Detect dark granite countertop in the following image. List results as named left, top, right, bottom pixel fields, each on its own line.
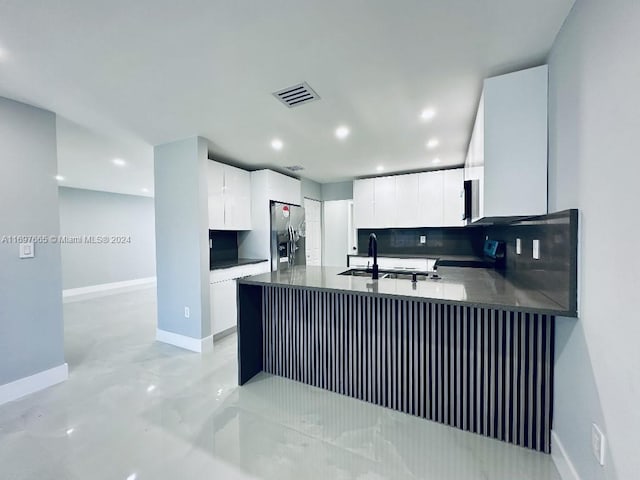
left=239, top=265, right=573, bottom=316
left=211, top=258, right=268, bottom=270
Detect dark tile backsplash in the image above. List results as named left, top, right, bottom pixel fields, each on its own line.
left=357, top=209, right=578, bottom=315
left=485, top=210, right=578, bottom=315
left=209, top=230, right=238, bottom=268
left=357, top=226, right=485, bottom=257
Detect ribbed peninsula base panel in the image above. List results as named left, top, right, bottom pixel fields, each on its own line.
left=262, top=286, right=554, bottom=453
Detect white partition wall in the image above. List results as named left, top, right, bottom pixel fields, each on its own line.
left=154, top=136, right=212, bottom=353
left=0, top=97, right=67, bottom=405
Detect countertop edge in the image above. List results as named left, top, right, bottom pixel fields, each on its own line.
left=210, top=258, right=269, bottom=271
left=237, top=277, right=573, bottom=317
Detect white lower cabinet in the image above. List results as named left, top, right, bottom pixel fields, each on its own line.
left=210, top=261, right=269, bottom=336
left=210, top=279, right=237, bottom=335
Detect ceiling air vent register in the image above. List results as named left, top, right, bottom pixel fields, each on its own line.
left=273, top=82, right=320, bottom=108
left=284, top=165, right=304, bottom=172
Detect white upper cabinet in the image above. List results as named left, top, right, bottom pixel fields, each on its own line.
left=443, top=169, right=464, bottom=226
left=418, top=171, right=444, bottom=226
left=395, top=173, right=420, bottom=227
left=207, top=161, right=252, bottom=230
left=353, top=178, right=375, bottom=228
left=353, top=168, right=464, bottom=229
left=466, top=65, right=548, bottom=219
left=223, top=164, right=251, bottom=230
left=207, top=161, right=225, bottom=228
left=373, top=176, right=396, bottom=227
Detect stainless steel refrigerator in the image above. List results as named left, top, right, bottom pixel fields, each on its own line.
left=270, top=201, right=306, bottom=271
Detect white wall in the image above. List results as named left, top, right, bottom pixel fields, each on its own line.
left=301, top=178, right=322, bottom=201
left=154, top=137, right=211, bottom=344
left=0, top=97, right=66, bottom=393
left=59, top=187, right=156, bottom=289
left=321, top=181, right=353, bottom=201
left=548, top=1, right=640, bottom=479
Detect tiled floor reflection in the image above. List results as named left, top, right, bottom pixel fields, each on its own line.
left=0, top=287, right=560, bottom=480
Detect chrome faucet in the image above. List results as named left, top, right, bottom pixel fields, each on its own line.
left=368, top=233, right=379, bottom=280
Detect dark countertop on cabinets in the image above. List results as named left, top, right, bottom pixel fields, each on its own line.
left=211, top=258, right=268, bottom=270
left=239, top=265, right=574, bottom=316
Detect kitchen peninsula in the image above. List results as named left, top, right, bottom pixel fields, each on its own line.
left=237, top=210, right=577, bottom=455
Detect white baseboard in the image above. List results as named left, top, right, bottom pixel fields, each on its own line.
left=63, top=276, right=156, bottom=302
left=0, top=363, right=69, bottom=406
left=551, top=430, right=581, bottom=480
left=156, top=329, right=213, bottom=353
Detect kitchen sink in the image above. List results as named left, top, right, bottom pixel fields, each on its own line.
left=338, top=269, right=428, bottom=280
left=338, top=269, right=391, bottom=278
left=382, top=272, right=429, bottom=281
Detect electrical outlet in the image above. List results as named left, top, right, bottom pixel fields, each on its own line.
left=419, top=235, right=426, bottom=244
left=532, top=239, right=540, bottom=259
left=591, top=423, right=606, bottom=466
left=184, top=306, right=190, bottom=318
left=516, top=238, right=521, bottom=255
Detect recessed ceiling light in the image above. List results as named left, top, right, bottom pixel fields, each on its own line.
left=66, top=428, right=74, bottom=436
left=271, top=139, right=283, bottom=151
left=376, top=166, right=384, bottom=172
left=426, top=138, right=439, bottom=149
left=55, top=175, right=65, bottom=181
left=141, top=188, right=149, bottom=194
left=432, top=158, right=441, bottom=164
left=420, top=108, right=436, bottom=121
left=112, top=158, right=126, bottom=167
left=335, top=126, right=350, bottom=140
left=126, top=474, right=137, bottom=480
left=147, top=385, right=156, bottom=393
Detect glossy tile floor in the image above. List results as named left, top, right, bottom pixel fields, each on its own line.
left=0, top=287, right=561, bottom=480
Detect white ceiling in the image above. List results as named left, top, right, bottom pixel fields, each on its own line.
left=0, top=0, right=574, bottom=194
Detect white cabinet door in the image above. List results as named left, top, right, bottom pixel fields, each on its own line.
left=418, top=171, right=444, bottom=226
left=210, top=279, right=237, bottom=335
left=207, top=161, right=225, bottom=229
left=266, top=170, right=301, bottom=205
left=234, top=168, right=252, bottom=230
left=374, top=176, right=396, bottom=227
left=304, top=198, right=322, bottom=266
left=394, top=173, right=420, bottom=227
left=208, top=161, right=252, bottom=230
left=466, top=66, right=547, bottom=219
left=353, top=179, right=375, bottom=228
left=222, top=164, right=250, bottom=231
left=443, top=169, right=464, bottom=226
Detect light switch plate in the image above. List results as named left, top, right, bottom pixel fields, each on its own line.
left=532, top=239, right=540, bottom=259
left=516, top=238, right=522, bottom=255
left=19, top=242, right=35, bottom=259
left=419, top=235, right=426, bottom=244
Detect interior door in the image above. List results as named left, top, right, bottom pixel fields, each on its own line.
left=322, top=200, right=350, bottom=267
left=303, top=198, right=322, bottom=266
